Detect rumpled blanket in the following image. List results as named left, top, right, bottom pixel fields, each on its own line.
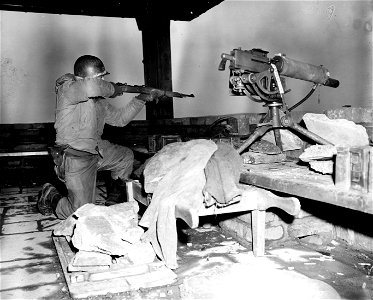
left=139, top=140, right=243, bottom=269
left=203, top=142, right=243, bottom=207
left=139, top=139, right=218, bottom=269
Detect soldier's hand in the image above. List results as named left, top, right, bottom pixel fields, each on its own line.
left=136, top=89, right=166, bottom=103
left=110, top=82, right=124, bottom=98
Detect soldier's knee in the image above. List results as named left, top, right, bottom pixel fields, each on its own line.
left=126, top=148, right=134, bottom=161
left=122, top=148, right=134, bottom=166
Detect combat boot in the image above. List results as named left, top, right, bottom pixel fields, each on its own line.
left=37, top=183, right=62, bottom=215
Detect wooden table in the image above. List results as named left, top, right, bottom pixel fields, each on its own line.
left=240, top=161, right=373, bottom=215
left=126, top=179, right=300, bottom=257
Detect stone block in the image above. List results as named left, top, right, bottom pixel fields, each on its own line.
left=235, top=221, right=248, bottom=239
left=309, top=160, right=334, bottom=174
left=237, top=212, right=252, bottom=224
left=265, top=212, right=280, bottom=223
left=299, top=144, right=337, bottom=162
left=244, top=227, right=253, bottom=241
left=288, top=216, right=334, bottom=238
left=220, top=218, right=252, bottom=243
left=220, top=216, right=285, bottom=242
left=303, top=113, right=370, bottom=147
left=266, top=214, right=285, bottom=227
left=265, top=225, right=284, bottom=240
left=219, top=219, right=239, bottom=235
left=334, top=225, right=373, bottom=252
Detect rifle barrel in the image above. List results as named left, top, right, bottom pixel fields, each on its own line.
left=118, top=84, right=194, bottom=98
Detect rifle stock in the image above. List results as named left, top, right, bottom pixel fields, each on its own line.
left=117, top=83, right=194, bottom=98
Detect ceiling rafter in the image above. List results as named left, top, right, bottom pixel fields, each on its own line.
left=0, top=0, right=224, bottom=21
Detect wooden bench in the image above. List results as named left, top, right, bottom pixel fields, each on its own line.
left=126, top=179, right=301, bottom=256
left=240, top=161, right=373, bottom=215
left=0, top=151, right=50, bottom=193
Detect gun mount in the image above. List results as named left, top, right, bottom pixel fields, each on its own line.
left=219, top=48, right=340, bottom=153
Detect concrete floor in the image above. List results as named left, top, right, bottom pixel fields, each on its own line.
left=1, top=184, right=372, bottom=300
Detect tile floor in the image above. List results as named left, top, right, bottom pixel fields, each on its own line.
left=1, top=184, right=373, bottom=300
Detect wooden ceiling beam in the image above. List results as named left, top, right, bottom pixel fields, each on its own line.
left=0, top=0, right=224, bottom=21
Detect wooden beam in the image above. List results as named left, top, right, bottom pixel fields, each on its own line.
left=137, top=17, right=174, bottom=120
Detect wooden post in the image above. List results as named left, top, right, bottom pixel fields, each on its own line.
left=136, top=16, right=174, bottom=120
left=252, top=210, right=266, bottom=256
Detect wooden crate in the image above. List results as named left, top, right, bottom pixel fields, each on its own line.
left=53, top=236, right=177, bottom=299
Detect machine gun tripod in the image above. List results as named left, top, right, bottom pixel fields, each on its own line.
left=218, top=48, right=340, bottom=153
left=236, top=99, right=333, bottom=153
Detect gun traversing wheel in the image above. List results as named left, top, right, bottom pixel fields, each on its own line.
left=219, top=48, right=339, bottom=153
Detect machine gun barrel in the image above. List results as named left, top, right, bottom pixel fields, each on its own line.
left=116, top=83, right=195, bottom=98
left=272, top=55, right=339, bottom=88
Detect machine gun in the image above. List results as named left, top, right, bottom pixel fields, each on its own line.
left=218, top=48, right=340, bottom=153
left=116, top=83, right=195, bottom=99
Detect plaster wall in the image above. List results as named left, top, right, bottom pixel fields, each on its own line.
left=171, top=0, right=372, bottom=117
left=0, top=0, right=372, bottom=124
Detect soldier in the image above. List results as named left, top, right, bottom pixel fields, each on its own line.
left=37, top=55, right=163, bottom=219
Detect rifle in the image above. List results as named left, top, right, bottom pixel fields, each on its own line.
left=116, top=83, right=195, bottom=98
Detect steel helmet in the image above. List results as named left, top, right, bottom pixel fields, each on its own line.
left=73, top=55, right=110, bottom=78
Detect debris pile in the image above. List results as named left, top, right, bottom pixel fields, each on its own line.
left=241, top=140, right=286, bottom=164
left=299, top=144, right=337, bottom=174
left=300, top=113, right=370, bottom=174
left=53, top=202, right=156, bottom=272
left=303, top=113, right=370, bottom=147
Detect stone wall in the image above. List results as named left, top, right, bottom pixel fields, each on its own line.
left=219, top=198, right=373, bottom=252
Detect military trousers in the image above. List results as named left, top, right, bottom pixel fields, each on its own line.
left=55, top=140, right=134, bottom=219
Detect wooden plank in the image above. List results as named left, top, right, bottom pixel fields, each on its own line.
left=53, top=236, right=87, bottom=284
left=52, top=236, right=177, bottom=299
left=0, top=151, right=49, bottom=157
left=252, top=210, right=266, bottom=256
left=196, top=199, right=257, bottom=217
left=240, top=162, right=373, bottom=214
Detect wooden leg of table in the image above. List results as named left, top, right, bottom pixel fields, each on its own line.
left=175, top=204, right=200, bottom=229
left=125, top=181, right=134, bottom=202
left=252, top=209, right=266, bottom=256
